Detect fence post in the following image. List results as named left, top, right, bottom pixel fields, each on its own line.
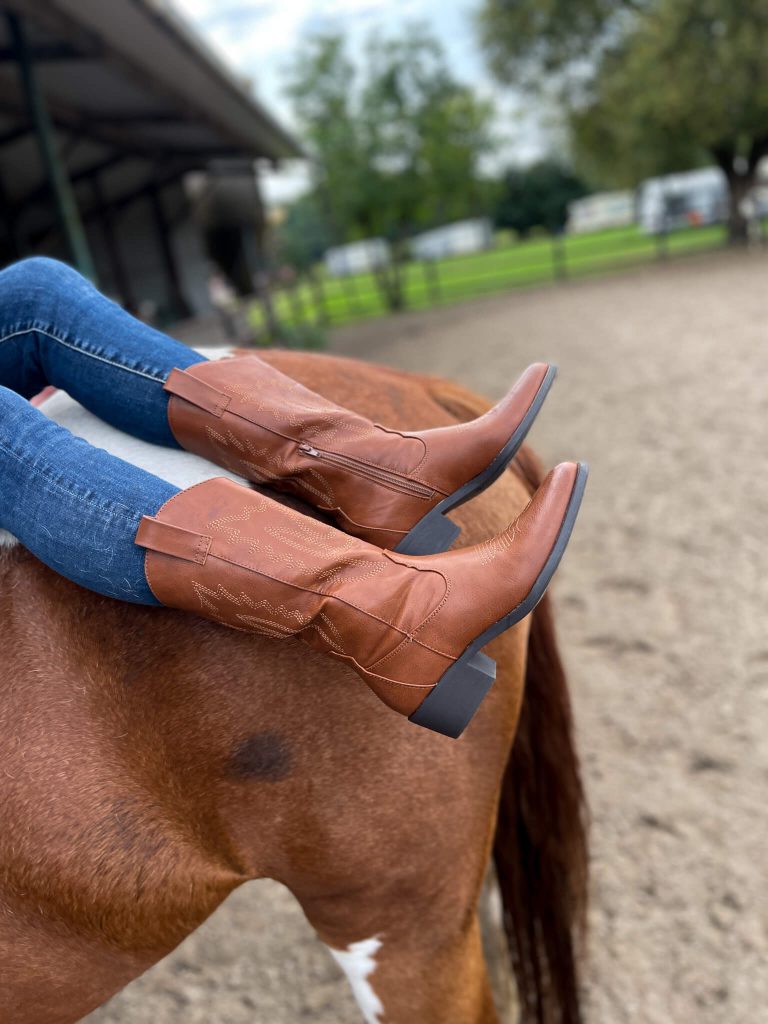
left=255, top=270, right=280, bottom=342
left=339, top=272, right=362, bottom=318
left=287, top=276, right=308, bottom=327
left=551, top=233, right=567, bottom=281
left=308, top=269, right=330, bottom=326
left=422, top=258, right=442, bottom=303
left=655, top=217, right=669, bottom=260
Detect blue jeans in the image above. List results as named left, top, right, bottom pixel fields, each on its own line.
left=0, top=257, right=210, bottom=604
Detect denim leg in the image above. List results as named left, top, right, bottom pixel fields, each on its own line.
left=0, top=385, right=178, bottom=604
left=0, top=257, right=207, bottom=447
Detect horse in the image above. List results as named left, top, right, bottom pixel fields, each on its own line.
left=0, top=350, right=588, bottom=1024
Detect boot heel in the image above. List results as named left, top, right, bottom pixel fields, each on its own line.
left=408, top=650, right=496, bottom=738
left=394, top=508, right=461, bottom=555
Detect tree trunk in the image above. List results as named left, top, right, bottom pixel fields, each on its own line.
left=725, top=171, right=755, bottom=246
left=373, top=258, right=405, bottom=311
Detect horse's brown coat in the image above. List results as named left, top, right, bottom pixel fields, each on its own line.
left=0, top=352, right=585, bottom=1023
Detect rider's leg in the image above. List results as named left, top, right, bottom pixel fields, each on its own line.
left=0, top=385, right=176, bottom=603
left=0, top=256, right=204, bottom=446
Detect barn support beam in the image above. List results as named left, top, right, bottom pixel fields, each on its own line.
left=18, top=153, right=131, bottom=214
left=0, top=43, right=101, bottom=63
left=0, top=124, right=30, bottom=149
left=6, top=12, right=96, bottom=281
left=148, top=182, right=192, bottom=320
left=90, top=176, right=135, bottom=313
left=27, top=163, right=192, bottom=248
left=0, top=168, right=22, bottom=259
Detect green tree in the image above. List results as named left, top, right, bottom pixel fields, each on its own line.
left=477, top=0, right=768, bottom=242
left=358, top=31, right=494, bottom=232
left=494, top=160, right=590, bottom=236
left=285, top=26, right=495, bottom=307
left=284, top=34, right=373, bottom=244
left=477, top=0, right=633, bottom=86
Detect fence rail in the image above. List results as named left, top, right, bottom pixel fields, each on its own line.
left=247, top=222, right=739, bottom=342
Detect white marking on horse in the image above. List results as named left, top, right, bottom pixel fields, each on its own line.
left=1, top=347, right=235, bottom=549
left=327, top=936, right=384, bottom=1024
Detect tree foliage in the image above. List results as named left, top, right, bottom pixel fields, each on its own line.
left=477, top=0, right=637, bottom=86
left=284, top=26, right=495, bottom=248
left=275, top=194, right=333, bottom=271
left=477, top=0, right=768, bottom=240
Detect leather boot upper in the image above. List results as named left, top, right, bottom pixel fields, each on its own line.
left=163, top=357, right=551, bottom=548
left=134, top=464, right=578, bottom=718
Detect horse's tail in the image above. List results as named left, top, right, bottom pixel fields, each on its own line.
left=427, top=377, right=589, bottom=1024
left=495, top=443, right=588, bottom=1024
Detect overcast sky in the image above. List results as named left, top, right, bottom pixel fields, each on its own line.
left=173, top=0, right=547, bottom=204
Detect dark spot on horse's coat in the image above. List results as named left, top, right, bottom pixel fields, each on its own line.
left=637, top=812, right=678, bottom=835
left=689, top=753, right=734, bottom=774
left=229, top=732, right=292, bottom=782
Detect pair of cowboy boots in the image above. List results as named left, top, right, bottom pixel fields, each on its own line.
left=134, top=357, right=587, bottom=737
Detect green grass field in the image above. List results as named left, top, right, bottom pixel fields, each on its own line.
left=248, top=222, right=727, bottom=338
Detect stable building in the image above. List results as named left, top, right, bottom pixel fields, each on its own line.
left=0, top=0, right=302, bottom=323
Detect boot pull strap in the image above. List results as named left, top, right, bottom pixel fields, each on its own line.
left=164, top=368, right=231, bottom=417
left=135, top=516, right=212, bottom=565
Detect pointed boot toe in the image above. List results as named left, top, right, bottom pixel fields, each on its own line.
left=395, top=362, right=557, bottom=554
left=396, top=461, right=588, bottom=735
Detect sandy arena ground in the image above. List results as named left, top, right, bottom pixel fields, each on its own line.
left=86, top=251, right=767, bottom=1023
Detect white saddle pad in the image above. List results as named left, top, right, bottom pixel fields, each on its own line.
left=0, top=347, right=242, bottom=548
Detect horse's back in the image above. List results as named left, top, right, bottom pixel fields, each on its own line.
left=0, top=352, right=534, bottom=1022
left=1, top=350, right=534, bottom=862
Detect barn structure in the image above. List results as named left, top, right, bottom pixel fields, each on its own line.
left=0, top=0, right=302, bottom=323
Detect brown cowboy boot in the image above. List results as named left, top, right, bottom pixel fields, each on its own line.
left=162, top=357, right=556, bottom=555
left=134, top=461, right=587, bottom=737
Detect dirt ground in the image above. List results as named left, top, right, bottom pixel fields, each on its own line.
left=86, top=251, right=767, bottom=1023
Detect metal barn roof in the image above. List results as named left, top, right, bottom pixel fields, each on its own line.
left=0, top=0, right=302, bottom=263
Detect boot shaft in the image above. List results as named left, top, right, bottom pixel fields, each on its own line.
left=163, top=357, right=554, bottom=551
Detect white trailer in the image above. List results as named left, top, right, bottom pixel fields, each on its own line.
left=324, top=239, right=391, bottom=277
left=410, top=219, right=493, bottom=260
left=567, top=191, right=635, bottom=233
left=637, top=168, right=727, bottom=233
